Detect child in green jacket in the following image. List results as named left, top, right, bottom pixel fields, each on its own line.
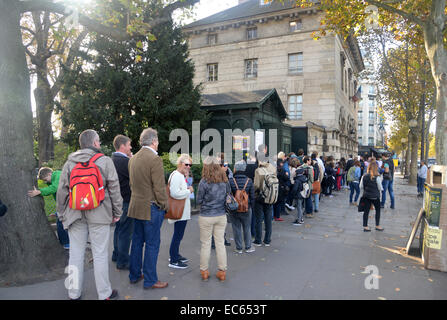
left=28, top=167, right=69, bottom=249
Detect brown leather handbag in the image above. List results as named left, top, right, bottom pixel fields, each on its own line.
left=165, top=173, right=186, bottom=220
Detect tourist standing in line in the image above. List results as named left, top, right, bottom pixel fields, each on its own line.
left=417, top=160, right=428, bottom=198
left=111, top=134, right=133, bottom=270
left=311, top=153, right=323, bottom=213
left=380, top=153, right=395, bottom=209
left=167, top=154, right=193, bottom=269
left=359, top=161, right=384, bottom=232
left=347, top=160, right=362, bottom=205
left=128, top=128, right=168, bottom=289
left=229, top=160, right=255, bottom=253
left=197, top=156, right=229, bottom=282
left=299, top=156, right=314, bottom=218
left=273, top=158, right=289, bottom=221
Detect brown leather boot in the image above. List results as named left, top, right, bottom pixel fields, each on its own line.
left=200, top=270, right=209, bottom=281
left=216, top=270, right=226, bottom=282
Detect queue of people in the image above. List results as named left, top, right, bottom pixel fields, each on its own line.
left=28, top=125, right=404, bottom=300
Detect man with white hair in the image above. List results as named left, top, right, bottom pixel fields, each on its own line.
left=57, top=129, right=123, bottom=300
left=128, top=128, right=169, bottom=289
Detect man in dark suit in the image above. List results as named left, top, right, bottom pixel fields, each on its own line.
left=128, top=128, right=169, bottom=289
left=111, top=135, right=133, bottom=270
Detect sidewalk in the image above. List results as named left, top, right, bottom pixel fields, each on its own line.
left=1, top=175, right=447, bottom=300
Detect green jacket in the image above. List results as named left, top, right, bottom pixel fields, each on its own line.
left=40, top=170, right=61, bottom=201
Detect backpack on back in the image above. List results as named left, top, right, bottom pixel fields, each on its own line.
left=259, top=167, right=279, bottom=204
left=347, top=166, right=356, bottom=182
left=233, top=178, right=250, bottom=213
left=312, top=162, right=320, bottom=181
left=69, top=153, right=105, bottom=211
left=295, top=168, right=311, bottom=198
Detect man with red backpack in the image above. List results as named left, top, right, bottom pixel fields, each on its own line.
left=57, top=129, right=123, bottom=300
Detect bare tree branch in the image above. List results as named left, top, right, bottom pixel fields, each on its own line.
left=366, top=0, right=424, bottom=26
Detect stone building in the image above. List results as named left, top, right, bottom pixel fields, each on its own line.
left=183, top=0, right=364, bottom=159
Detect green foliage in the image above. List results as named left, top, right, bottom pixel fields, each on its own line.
left=58, top=20, right=208, bottom=154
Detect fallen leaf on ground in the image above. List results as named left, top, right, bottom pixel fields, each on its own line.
left=260, top=258, right=266, bottom=261
left=324, top=234, right=329, bottom=238
left=273, top=249, right=279, bottom=252
left=378, top=297, right=387, bottom=300
left=264, top=282, right=270, bottom=286
left=169, top=272, right=174, bottom=275
left=305, top=224, right=311, bottom=228
left=125, top=296, right=132, bottom=300
left=398, top=266, right=407, bottom=270
left=428, top=278, right=433, bottom=282
left=385, top=259, right=392, bottom=263
left=395, top=288, right=400, bottom=292
left=161, top=297, right=168, bottom=300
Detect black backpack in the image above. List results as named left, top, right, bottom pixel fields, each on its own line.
left=312, top=162, right=320, bottom=181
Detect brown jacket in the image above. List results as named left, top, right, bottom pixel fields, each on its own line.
left=128, top=147, right=168, bottom=220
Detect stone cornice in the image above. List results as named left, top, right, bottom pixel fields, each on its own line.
left=183, top=7, right=320, bottom=36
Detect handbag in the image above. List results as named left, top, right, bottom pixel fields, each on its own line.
left=358, top=196, right=367, bottom=213
left=165, top=172, right=186, bottom=220
left=312, top=181, right=321, bottom=194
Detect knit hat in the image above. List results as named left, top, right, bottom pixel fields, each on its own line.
left=234, top=160, right=247, bottom=173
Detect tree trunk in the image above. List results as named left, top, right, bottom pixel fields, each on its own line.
left=35, top=68, right=55, bottom=166
left=423, top=3, right=447, bottom=165
left=0, top=0, right=66, bottom=286
left=404, top=140, right=410, bottom=178
left=409, top=131, right=418, bottom=185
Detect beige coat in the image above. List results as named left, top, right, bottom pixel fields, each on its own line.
left=253, top=161, right=277, bottom=193
left=57, top=148, right=123, bottom=229
left=128, top=147, right=168, bottom=220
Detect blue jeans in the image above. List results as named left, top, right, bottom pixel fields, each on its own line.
left=349, top=182, right=360, bottom=203
left=56, top=213, right=69, bottom=246
left=304, top=196, right=313, bottom=214
left=112, top=202, right=133, bottom=268
left=417, top=177, right=426, bottom=194
left=169, top=220, right=188, bottom=263
left=129, top=204, right=165, bottom=287
left=254, top=201, right=272, bottom=245
left=312, top=193, right=319, bottom=211
left=381, top=179, right=395, bottom=208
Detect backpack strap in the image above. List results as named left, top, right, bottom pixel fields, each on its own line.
left=232, top=177, right=239, bottom=190
left=90, top=153, right=104, bottom=163
left=242, top=178, right=249, bottom=191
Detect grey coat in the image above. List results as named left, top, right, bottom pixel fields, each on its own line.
left=57, top=148, right=123, bottom=229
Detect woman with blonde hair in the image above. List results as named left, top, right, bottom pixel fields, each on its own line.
left=167, top=154, right=194, bottom=269
left=197, top=156, right=230, bottom=282
left=359, top=161, right=384, bottom=232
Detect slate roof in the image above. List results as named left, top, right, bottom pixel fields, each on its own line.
left=201, top=89, right=274, bottom=106
left=185, top=0, right=313, bottom=29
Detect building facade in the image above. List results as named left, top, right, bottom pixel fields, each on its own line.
left=183, top=0, right=364, bottom=159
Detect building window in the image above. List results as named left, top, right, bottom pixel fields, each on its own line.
left=247, top=27, right=257, bottom=40
left=245, top=59, right=258, bottom=78
left=314, top=136, right=318, bottom=145
left=369, top=86, right=375, bottom=95
left=369, top=124, right=374, bottom=133
left=288, top=94, right=302, bottom=120
left=369, top=98, right=375, bottom=108
left=368, top=137, right=374, bottom=146
left=207, top=34, right=217, bottom=45
left=358, top=124, right=362, bottom=133
left=288, top=53, right=303, bottom=74
left=207, top=63, right=218, bottom=82
left=358, top=137, right=362, bottom=145
left=289, top=20, right=302, bottom=32
left=358, top=110, right=362, bottom=120
left=344, top=70, right=347, bottom=94
left=369, top=111, right=374, bottom=121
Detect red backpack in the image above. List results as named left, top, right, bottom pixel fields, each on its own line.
left=69, top=153, right=105, bottom=210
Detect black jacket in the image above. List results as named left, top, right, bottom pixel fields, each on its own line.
left=111, top=152, right=131, bottom=203
left=229, top=174, right=255, bottom=211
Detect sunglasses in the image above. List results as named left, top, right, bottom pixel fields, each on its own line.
left=184, top=163, right=192, bottom=167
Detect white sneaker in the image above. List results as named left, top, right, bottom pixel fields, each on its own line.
left=245, top=247, right=255, bottom=253
left=285, top=203, right=295, bottom=210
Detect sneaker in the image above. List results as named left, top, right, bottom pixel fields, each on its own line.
left=285, top=203, right=295, bottom=210
left=63, top=244, right=70, bottom=250
left=300, top=219, right=304, bottom=224
left=224, top=239, right=231, bottom=246
left=245, top=247, right=255, bottom=253
left=105, top=290, right=119, bottom=300
left=293, top=220, right=302, bottom=226
left=329, top=195, right=334, bottom=198
left=263, top=242, right=271, bottom=247
left=380, top=205, right=385, bottom=209
left=253, top=241, right=262, bottom=247
left=169, top=256, right=189, bottom=263
left=274, top=217, right=284, bottom=221
left=233, top=249, right=243, bottom=254
left=314, top=209, right=319, bottom=213
left=168, top=261, right=188, bottom=269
